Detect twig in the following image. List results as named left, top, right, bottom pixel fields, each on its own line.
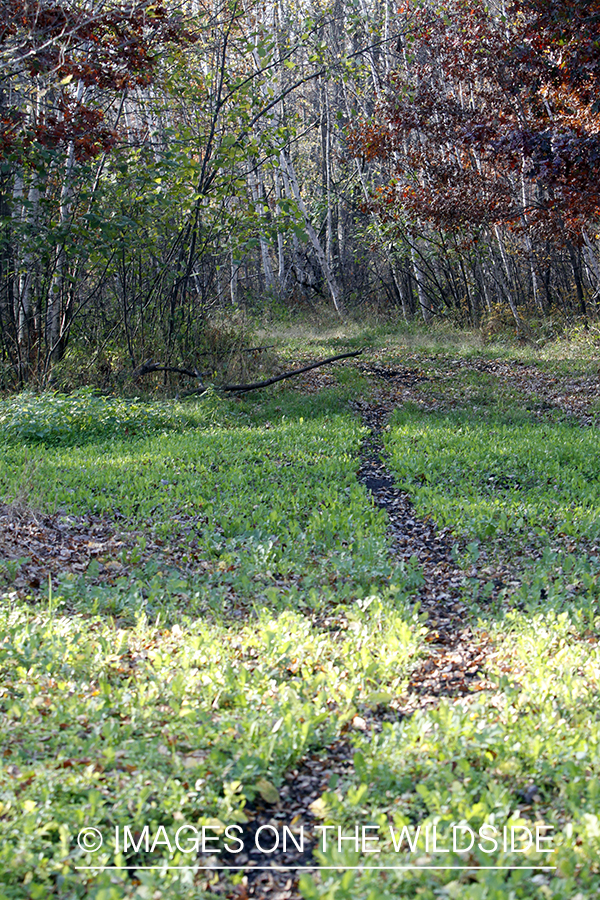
left=241, top=345, right=276, bottom=354
left=133, top=347, right=275, bottom=381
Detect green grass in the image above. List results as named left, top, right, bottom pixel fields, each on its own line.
left=294, top=360, right=600, bottom=900
left=0, top=602, right=421, bottom=899
left=299, top=607, right=600, bottom=899
left=0, top=388, right=203, bottom=446
left=387, top=405, right=600, bottom=545
left=0, top=387, right=416, bottom=624
left=2, top=341, right=600, bottom=899
left=259, top=314, right=600, bottom=376
left=0, top=384, right=422, bottom=898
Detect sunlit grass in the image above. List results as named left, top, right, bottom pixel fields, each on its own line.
left=296, top=377, right=600, bottom=900
left=2, top=346, right=600, bottom=899
left=386, top=406, right=600, bottom=544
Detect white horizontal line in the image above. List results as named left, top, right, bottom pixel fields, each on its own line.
left=75, top=865, right=557, bottom=872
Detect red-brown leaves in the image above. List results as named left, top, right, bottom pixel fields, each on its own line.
left=1, top=0, right=192, bottom=162
left=350, top=0, right=600, bottom=246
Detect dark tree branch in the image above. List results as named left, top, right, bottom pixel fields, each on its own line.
left=133, top=360, right=206, bottom=380
left=241, top=345, right=276, bottom=354
left=220, top=350, right=363, bottom=393
left=133, top=346, right=277, bottom=381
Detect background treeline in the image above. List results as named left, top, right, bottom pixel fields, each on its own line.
left=1, top=0, right=599, bottom=386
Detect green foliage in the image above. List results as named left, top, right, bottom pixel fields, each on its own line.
left=292, top=348, right=600, bottom=900
left=386, top=406, right=600, bottom=544
left=0, top=390, right=203, bottom=447
left=0, top=600, right=421, bottom=896
left=0, top=381, right=423, bottom=896
left=2, top=346, right=600, bottom=898
left=0, top=388, right=410, bottom=619
left=300, top=604, right=600, bottom=898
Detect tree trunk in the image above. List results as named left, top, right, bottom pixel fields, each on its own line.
left=493, top=225, right=524, bottom=335
left=410, top=244, right=432, bottom=323
left=280, top=151, right=344, bottom=315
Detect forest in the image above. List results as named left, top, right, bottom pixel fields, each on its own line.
left=1, top=1, right=600, bottom=899
left=1, top=0, right=599, bottom=384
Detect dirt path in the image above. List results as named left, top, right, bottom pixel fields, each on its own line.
left=219, top=393, right=498, bottom=900
left=354, top=399, right=494, bottom=710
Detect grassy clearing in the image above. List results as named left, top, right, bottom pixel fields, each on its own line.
left=388, top=405, right=600, bottom=547
left=0, top=383, right=422, bottom=899
left=0, top=385, right=414, bottom=624
left=264, top=314, right=600, bottom=376
left=1, top=332, right=600, bottom=899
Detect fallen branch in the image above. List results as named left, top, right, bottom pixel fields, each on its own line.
left=133, top=348, right=275, bottom=381
left=240, top=345, right=276, bottom=354
left=220, top=350, right=363, bottom=393
left=133, top=360, right=207, bottom=381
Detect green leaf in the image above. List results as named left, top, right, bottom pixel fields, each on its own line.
left=256, top=777, right=280, bottom=805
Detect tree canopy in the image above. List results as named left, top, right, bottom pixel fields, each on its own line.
left=1, top=0, right=600, bottom=386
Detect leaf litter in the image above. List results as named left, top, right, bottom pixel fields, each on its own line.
left=353, top=397, right=496, bottom=713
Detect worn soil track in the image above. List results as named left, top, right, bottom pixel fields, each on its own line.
left=354, top=399, right=494, bottom=710
left=217, top=393, right=496, bottom=900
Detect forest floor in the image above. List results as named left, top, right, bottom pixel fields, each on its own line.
left=1, top=326, right=600, bottom=899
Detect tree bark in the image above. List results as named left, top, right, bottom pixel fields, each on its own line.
left=280, top=151, right=344, bottom=316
